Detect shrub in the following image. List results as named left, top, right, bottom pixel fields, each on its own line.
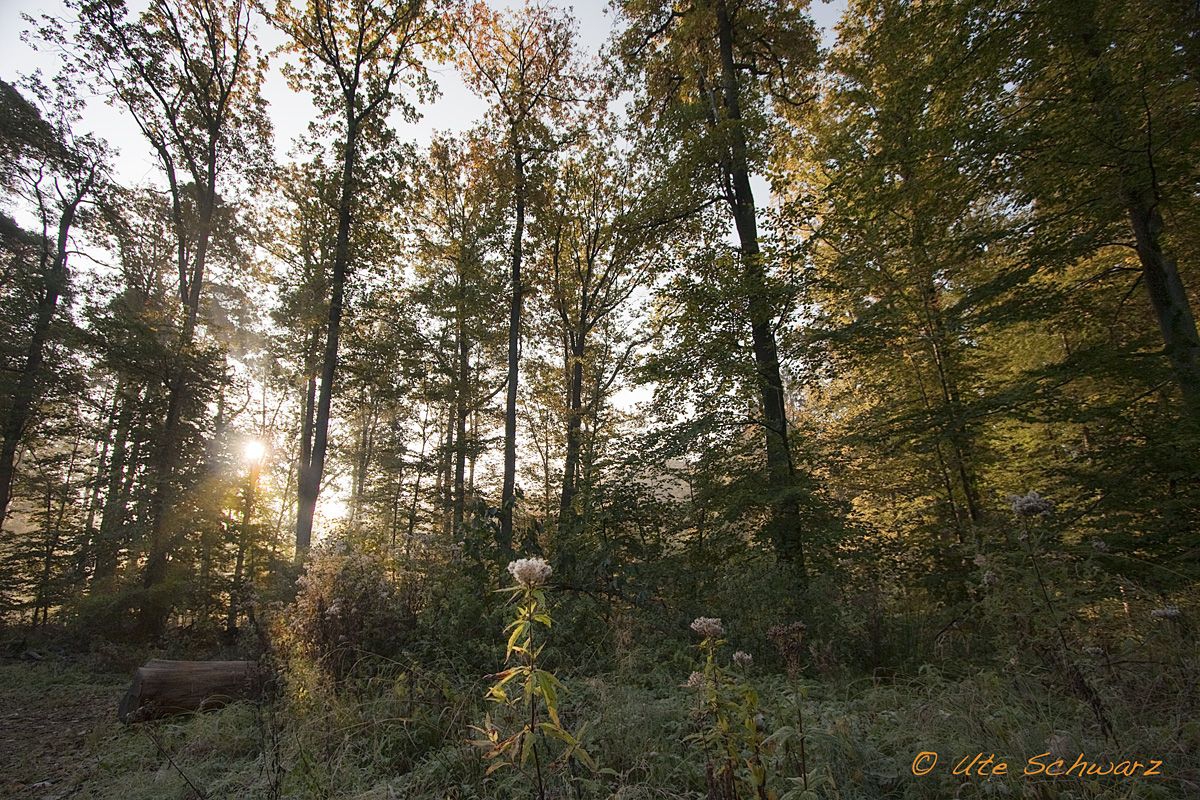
left=288, top=540, right=415, bottom=681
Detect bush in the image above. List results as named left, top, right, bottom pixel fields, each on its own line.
left=287, top=540, right=416, bottom=681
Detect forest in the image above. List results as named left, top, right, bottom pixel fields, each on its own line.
left=0, top=0, right=1197, bottom=797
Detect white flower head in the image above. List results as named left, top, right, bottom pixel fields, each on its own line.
left=507, top=556, right=552, bottom=589
left=690, top=616, right=724, bottom=639
left=683, top=671, right=706, bottom=690
left=1150, top=606, right=1181, bottom=620
left=1010, top=491, right=1053, bottom=518
left=733, top=650, right=753, bottom=669
left=1090, top=538, right=1109, bottom=553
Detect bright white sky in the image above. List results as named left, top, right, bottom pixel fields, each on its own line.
left=0, top=0, right=846, bottom=187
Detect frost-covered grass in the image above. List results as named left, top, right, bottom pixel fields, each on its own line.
left=4, top=648, right=1194, bottom=800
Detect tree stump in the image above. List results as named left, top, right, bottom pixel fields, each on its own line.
left=117, top=659, right=263, bottom=723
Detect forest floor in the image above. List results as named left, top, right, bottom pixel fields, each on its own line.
left=0, top=658, right=127, bottom=799
left=0, top=650, right=1194, bottom=799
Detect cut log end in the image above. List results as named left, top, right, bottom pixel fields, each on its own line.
left=118, top=659, right=263, bottom=723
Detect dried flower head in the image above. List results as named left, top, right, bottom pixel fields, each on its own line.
left=1150, top=606, right=1181, bottom=620
left=1090, top=538, right=1109, bottom=553
left=973, top=553, right=989, bottom=567
left=1082, top=646, right=1104, bottom=657
left=507, top=556, right=552, bottom=589
left=683, top=671, right=706, bottom=690
left=1010, top=491, right=1053, bottom=518
left=690, top=616, right=724, bottom=639
left=768, top=621, right=808, bottom=678
left=982, top=570, right=999, bottom=587
left=733, top=650, right=753, bottom=669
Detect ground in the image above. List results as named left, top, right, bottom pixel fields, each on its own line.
left=0, top=658, right=127, bottom=799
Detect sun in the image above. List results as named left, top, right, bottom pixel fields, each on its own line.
left=243, top=439, right=266, bottom=463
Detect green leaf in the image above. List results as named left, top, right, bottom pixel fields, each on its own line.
left=505, top=620, right=528, bottom=658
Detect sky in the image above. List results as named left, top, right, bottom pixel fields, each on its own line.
left=0, top=0, right=847, bottom=188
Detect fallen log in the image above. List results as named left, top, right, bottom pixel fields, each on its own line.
left=118, top=659, right=264, bottom=723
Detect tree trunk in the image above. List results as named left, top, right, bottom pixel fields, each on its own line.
left=453, top=302, right=470, bottom=535
left=93, top=388, right=138, bottom=584
left=226, top=465, right=256, bottom=640
left=76, top=388, right=116, bottom=580
left=500, top=140, right=526, bottom=557
left=296, top=116, right=358, bottom=555
left=714, top=0, right=804, bottom=570
left=1128, top=198, right=1200, bottom=421
left=441, top=402, right=454, bottom=535
left=558, top=337, right=585, bottom=535
left=294, top=329, right=319, bottom=555
left=118, top=660, right=263, bottom=723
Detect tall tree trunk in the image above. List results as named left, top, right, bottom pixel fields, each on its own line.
left=77, top=388, right=117, bottom=580
left=405, top=404, right=433, bottom=556
left=226, top=463, right=255, bottom=639
left=558, top=336, right=585, bottom=535
left=294, top=329, right=319, bottom=554
left=714, top=0, right=804, bottom=570
left=441, top=401, right=454, bottom=536
left=1127, top=198, right=1200, bottom=420
left=468, top=409, right=478, bottom=496
left=0, top=181, right=90, bottom=525
left=94, top=388, right=139, bottom=584
left=453, top=298, right=470, bottom=535
left=500, top=138, right=525, bottom=556
left=296, top=116, right=358, bottom=555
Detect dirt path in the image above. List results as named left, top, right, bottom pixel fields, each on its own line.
left=0, top=660, right=126, bottom=799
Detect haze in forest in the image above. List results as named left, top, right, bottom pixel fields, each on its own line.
left=0, top=0, right=1196, bottom=798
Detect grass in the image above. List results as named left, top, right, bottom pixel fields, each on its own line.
left=1, top=637, right=1196, bottom=799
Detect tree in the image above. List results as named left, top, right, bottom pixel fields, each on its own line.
left=409, top=132, right=506, bottom=539
left=536, top=138, right=653, bottom=541
left=0, top=78, right=105, bottom=527
left=64, top=0, right=271, bottom=629
left=1007, top=0, right=1200, bottom=424
left=271, top=0, right=439, bottom=556
left=615, top=0, right=821, bottom=567
left=455, top=0, right=588, bottom=554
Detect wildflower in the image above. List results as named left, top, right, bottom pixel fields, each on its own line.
left=768, top=621, right=808, bottom=678
left=733, top=650, right=753, bottom=669
left=507, top=556, right=552, bottom=589
left=1090, top=539, right=1109, bottom=553
left=684, top=671, right=706, bottom=690
left=973, top=553, right=989, bottom=567
left=982, top=570, right=998, bottom=587
left=1082, top=646, right=1104, bottom=657
left=690, top=617, right=724, bottom=639
left=1010, top=491, right=1053, bottom=518
left=1150, top=606, right=1181, bottom=620
left=767, top=621, right=807, bottom=650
